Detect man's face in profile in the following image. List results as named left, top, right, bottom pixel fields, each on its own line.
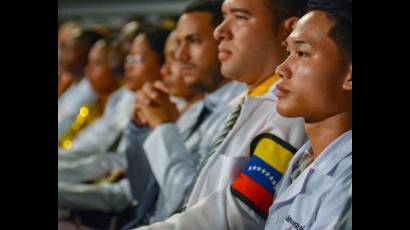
left=275, top=11, right=352, bottom=122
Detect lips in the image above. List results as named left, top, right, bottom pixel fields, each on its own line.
left=124, top=73, right=135, bottom=84
left=180, top=65, right=195, bottom=76
left=218, top=47, right=232, bottom=61
left=275, top=83, right=290, bottom=98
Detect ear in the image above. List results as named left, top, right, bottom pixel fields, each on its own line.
left=342, top=64, right=352, bottom=90
left=283, top=17, right=299, bottom=37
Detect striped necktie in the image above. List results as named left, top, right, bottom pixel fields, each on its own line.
left=177, top=98, right=245, bottom=212
left=198, top=98, right=244, bottom=169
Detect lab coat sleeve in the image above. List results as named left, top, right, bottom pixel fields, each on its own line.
left=58, top=179, right=132, bottom=212
left=58, top=153, right=127, bottom=183
left=58, top=119, right=124, bottom=160
left=124, top=122, right=157, bottom=201
left=58, top=114, right=128, bottom=160
left=135, top=187, right=265, bottom=230
left=143, top=123, right=198, bottom=211
left=126, top=121, right=151, bottom=145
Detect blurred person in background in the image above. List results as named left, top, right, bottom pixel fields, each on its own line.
left=58, top=20, right=81, bottom=79
left=58, top=29, right=106, bottom=141
left=58, top=26, right=171, bottom=230
left=57, top=21, right=145, bottom=159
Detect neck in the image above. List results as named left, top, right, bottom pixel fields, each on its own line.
left=305, top=111, right=352, bottom=159
left=209, top=78, right=230, bottom=93
left=97, top=84, right=119, bottom=106
left=97, top=93, right=110, bottom=109
left=69, top=69, right=84, bottom=82
left=247, top=73, right=273, bottom=91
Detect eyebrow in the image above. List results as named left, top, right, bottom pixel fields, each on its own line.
left=229, top=7, right=252, bottom=15
left=294, top=40, right=308, bottom=45
left=287, top=39, right=313, bottom=47
left=185, top=33, right=201, bottom=40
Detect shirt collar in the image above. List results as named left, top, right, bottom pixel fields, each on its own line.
left=247, top=74, right=280, bottom=97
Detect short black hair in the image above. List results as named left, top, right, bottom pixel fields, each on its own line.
left=139, top=25, right=171, bottom=65
left=308, top=0, right=352, bottom=62
left=77, top=30, right=106, bottom=52
left=265, top=0, right=308, bottom=24
left=183, top=0, right=223, bottom=28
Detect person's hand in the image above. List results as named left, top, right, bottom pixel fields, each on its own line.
left=136, top=81, right=180, bottom=128
left=132, top=102, right=148, bottom=127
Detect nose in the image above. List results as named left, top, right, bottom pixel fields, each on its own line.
left=213, top=19, right=229, bottom=42
left=175, top=42, right=189, bottom=63
left=275, top=58, right=291, bottom=80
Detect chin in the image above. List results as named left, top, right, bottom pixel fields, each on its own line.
left=126, top=84, right=138, bottom=92
left=221, top=67, right=238, bottom=81
left=276, top=105, right=298, bottom=118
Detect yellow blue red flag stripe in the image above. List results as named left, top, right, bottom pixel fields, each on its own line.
left=231, top=133, right=297, bottom=219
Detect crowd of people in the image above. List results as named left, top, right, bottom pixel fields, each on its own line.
left=58, top=0, right=352, bottom=229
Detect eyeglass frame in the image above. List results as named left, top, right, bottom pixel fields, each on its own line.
left=125, top=54, right=145, bottom=65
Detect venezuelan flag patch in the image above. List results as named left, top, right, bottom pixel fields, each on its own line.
left=231, top=133, right=297, bottom=219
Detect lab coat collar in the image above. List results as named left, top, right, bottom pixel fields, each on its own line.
left=204, top=81, right=243, bottom=111
left=310, top=130, right=352, bottom=175
left=272, top=130, right=352, bottom=208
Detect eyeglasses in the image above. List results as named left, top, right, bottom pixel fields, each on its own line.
left=126, top=54, right=144, bottom=65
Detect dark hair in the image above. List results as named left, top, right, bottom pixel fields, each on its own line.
left=139, top=25, right=171, bottom=65
left=184, top=0, right=223, bottom=28
left=77, top=30, right=106, bottom=53
left=66, top=30, right=105, bottom=76
left=308, top=0, right=352, bottom=62
left=108, top=36, right=126, bottom=78
left=265, top=0, right=308, bottom=24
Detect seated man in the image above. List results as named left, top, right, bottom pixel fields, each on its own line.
left=265, top=0, right=352, bottom=228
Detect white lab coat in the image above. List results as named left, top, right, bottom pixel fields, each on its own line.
left=264, top=130, right=352, bottom=230
left=57, top=82, right=245, bottom=213
left=57, top=124, right=147, bottom=213
left=58, top=78, right=97, bottom=141
left=143, top=81, right=246, bottom=223
left=135, top=83, right=308, bottom=230
left=58, top=87, right=135, bottom=160
left=58, top=145, right=127, bottom=183
left=58, top=179, right=133, bottom=212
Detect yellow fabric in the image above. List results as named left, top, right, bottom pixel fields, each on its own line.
left=59, top=102, right=104, bottom=149
left=248, top=75, right=280, bottom=97
left=253, top=137, right=294, bottom=174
